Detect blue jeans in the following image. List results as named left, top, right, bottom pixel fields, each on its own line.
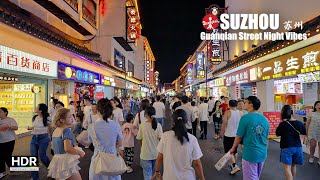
left=30, top=134, right=50, bottom=180
left=140, top=159, right=156, bottom=180
left=156, top=117, right=164, bottom=126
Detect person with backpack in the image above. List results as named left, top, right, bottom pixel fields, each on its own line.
left=276, top=105, right=306, bottom=180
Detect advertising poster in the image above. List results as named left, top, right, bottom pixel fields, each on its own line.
left=263, top=112, right=282, bottom=139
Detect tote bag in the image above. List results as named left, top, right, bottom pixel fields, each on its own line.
left=91, top=122, right=127, bottom=176
left=76, top=114, right=93, bottom=147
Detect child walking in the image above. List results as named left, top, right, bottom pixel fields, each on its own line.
left=122, top=113, right=138, bottom=173
left=48, top=108, right=85, bottom=180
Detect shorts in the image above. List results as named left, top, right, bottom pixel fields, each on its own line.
left=242, top=159, right=264, bottom=180
left=280, top=147, right=304, bottom=165
left=223, top=136, right=237, bottom=154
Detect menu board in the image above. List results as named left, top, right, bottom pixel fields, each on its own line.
left=263, top=112, right=282, bottom=139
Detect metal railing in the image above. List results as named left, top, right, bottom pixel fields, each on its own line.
left=64, top=0, right=78, bottom=12
left=82, top=5, right=96, bottom=27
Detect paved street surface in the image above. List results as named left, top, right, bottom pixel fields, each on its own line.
left=4, top=105, right=320, bottom=180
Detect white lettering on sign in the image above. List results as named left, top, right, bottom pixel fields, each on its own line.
left=0, top=45, right=57, bottom=77
left=302, top=51, right=319, bottom=69
left=274, top=61, right=283, bottom=74
left=286, top=56, right=299, bottom=71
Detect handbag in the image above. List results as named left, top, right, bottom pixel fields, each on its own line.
left=76, top=130, right=91, bottom=147
left=76, top=113, right=93, bottom=147
left=91, top=122, right=127, bottom=176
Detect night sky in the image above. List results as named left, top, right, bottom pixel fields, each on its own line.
left=139, top=0, right=225, bottom=83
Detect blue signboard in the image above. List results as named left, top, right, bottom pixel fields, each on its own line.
left=58, top=62, right=100, bottom=84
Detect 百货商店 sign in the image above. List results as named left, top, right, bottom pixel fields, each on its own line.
left=58, top=62, right=100, bottom=84
left=0, top=45, right=57, bottom=77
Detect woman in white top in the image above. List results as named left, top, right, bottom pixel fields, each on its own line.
left=133, top=99, right=150, bottom=128
left=152, top=109, right=205, bottom=180
left=0, top=107, right=18, bottom=179
left=111, top=99, right=124, bottom=125
left=28, top=103, right=52, bottom=180
left=137, top=107, right=163, bottom=180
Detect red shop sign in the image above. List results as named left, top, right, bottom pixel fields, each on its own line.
left=263, top=112, right=282, bottom=139
left=225, top=68, right=251, bottom=86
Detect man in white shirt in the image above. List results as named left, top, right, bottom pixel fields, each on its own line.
left=176, top=96, right=194, bottom=134
left=198, top=97, right=209, bottom=139
left=153, top=95, right=166, bottom=126
left=208, top=97, right=215, bottom=124
left=82, top=97, right=92, bottom=130
left=111, top=99, right=125, bottom=125
left=191, top=101, right=199, bottom=137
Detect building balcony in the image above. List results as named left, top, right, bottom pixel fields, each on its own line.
left=33, top=0, right=97, bottom=36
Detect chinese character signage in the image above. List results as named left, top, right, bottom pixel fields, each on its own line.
left=127, top=7, right=141, bottom=42
left=263, top=112, right=282, bottom=139
left=250, top=42, right=320, bottom=81
left=196, top=52, right=205, bottom=78
left=225, top=69, right=250, bottom=86
left=101, top=75, right=115, bottom=86
left=186, top=63, right=193, bottom=84
left=0, top=45, right=57, bottom=77
left=204, top=5, right=224, bottom=65
left=58, top=62, right=100, bottom=84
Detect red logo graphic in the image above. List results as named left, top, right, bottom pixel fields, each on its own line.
left=202, top=14, right=219, bottom=30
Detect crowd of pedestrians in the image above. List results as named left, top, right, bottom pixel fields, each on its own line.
left=0, top=93, right=319, bottom=180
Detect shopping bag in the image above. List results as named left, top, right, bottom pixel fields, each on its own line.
left=76, top=130, right=91, bottom=147
left=215, top=152, right=232, bottom=171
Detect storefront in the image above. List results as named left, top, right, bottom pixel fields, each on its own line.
left=208, top=77, right=227, bottom=98
left=52, top=80, right=70, bottom=107
left=57, top=62, right=100, bottom=103
left=99, top=75, right=116, bottom=100
left=273, top=77, right=303, bottom=111
left=0, top=45, right=57, bottom=135
left=225, top=68, right=255, bottom=99
left=126, top=82, right=139, bottom=98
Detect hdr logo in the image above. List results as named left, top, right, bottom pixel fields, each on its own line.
left=10, top=156, right=39, bottom=172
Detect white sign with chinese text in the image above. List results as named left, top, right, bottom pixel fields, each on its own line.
left=0, top=45, right=57, bottom=77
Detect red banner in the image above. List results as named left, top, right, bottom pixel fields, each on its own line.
left=95, top=92, right=104, bottom=101
left=263, top=112, right=282, bottom=139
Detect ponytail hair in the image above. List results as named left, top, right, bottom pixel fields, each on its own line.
left=145, top=107, right=157, bottom=130
left=97, top=98, right=113, bottom=122
left=172, top=109, right=189, bottom=145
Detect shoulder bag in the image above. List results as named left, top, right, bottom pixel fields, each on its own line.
left=285, top=121, right=300, bottom=135
left=91, top=122, right=127, bottom=176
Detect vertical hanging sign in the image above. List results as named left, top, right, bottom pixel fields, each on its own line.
left=196, top=52, right=205, bottom=78
left=127, top=6, right=141, bottom=42
left=203, top=5, right=224, bottom=65
left=187, top=63, right=193, bottom=84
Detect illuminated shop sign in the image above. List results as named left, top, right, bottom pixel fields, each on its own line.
left=298, top=71, right=320, bottom=83
left=225, top=69, right=250, bottom=86
left=209, top=77, right=224, bottom=87
left=186, top=63, right=193, bottom=84
left=0, top=45, right=57, bottom=77
left=249, top=42, right=320, bottom=81
left=101, top=75, right=116, bottom=86
left=127, top=7, right=141, bottom=42
left=196, top=52, right=205, bottom=78
left=58, top=62, right=100, bottom=84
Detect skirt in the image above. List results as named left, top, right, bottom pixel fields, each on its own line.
left=47, top=148, right=83, bottom=180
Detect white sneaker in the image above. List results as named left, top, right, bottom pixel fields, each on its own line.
left=0, top=172, right=7, bottom=179
left=317, top=161, right=320, bottom=166
left=85, top=146, right=89, bottom=149
left=309, top=158, right=314, bottom=164
left=127, top=167, right=133, bottom=173
left=230, top=165, right=241, bottom=175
